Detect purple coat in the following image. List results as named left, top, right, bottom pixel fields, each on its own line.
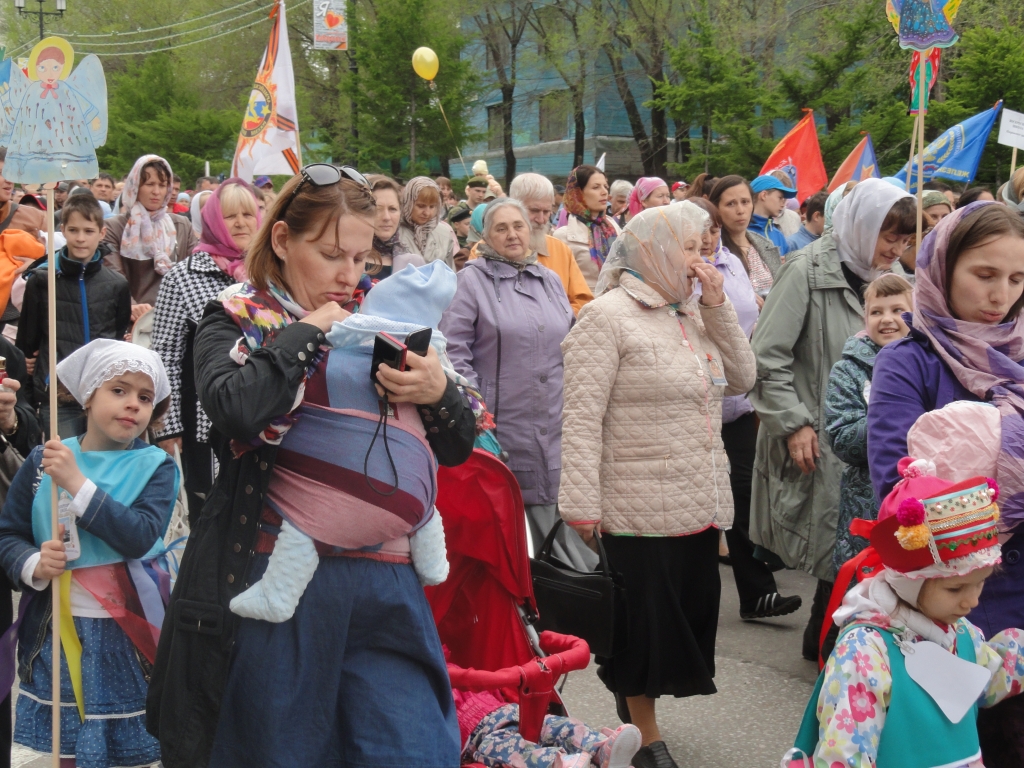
left=440, top=257, right=574, bottom=505
left=869, top=323, right=1024, bottom=638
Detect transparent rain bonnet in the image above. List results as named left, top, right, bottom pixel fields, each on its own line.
left=595, top=202, right=709, bottom=302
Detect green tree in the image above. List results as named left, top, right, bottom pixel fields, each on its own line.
left=928, top=25, right=1024, bottom=189
left=774, top=1, right=913, bottom=176
left=347, top=0, right=479, bottom=176
left=655, top=1, right=775, bottom=180
left=97, top=53, right=239, bottom=182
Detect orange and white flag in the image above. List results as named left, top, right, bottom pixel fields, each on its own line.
left=231, top=0, right=301, bottom=181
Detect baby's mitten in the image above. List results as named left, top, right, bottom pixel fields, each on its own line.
left=410, top=511, right=449, bottom=586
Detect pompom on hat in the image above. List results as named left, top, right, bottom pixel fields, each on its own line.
left=870, top=457, right=1001, bottom=575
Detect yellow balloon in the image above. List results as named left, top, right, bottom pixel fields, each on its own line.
left=412, top=47, right=439, bottom=81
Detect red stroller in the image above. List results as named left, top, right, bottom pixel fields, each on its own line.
left=425, top=449, right=591, bottom=752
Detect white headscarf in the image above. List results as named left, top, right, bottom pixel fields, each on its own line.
left=832, top=177, right=914, bottom=281
left=57, top=339, right=171, bottom=407
left=190, top=190, right=213, bottom=237
left=595, top=201, right=708, bottom=302
left=119, top=154, right=178, bottom=276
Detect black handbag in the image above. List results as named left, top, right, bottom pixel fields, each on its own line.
left=529, top=520, right=628, bottom=658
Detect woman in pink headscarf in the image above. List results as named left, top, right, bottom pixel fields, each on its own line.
left=149, top=178, right=262, bottom=520
left=626, top=177, right=671, bottom=221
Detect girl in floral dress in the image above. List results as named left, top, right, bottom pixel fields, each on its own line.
left=785, top=442, right=1024, bottom=768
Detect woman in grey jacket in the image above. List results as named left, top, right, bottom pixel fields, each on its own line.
left=748, top=178, right=916, bottom=659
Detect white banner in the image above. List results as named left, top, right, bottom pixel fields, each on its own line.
left=231, top=0, right=302, bottom=180
left=313, top=0, right=348, bottom=50
left=997, top=108, right=1024, bottom=151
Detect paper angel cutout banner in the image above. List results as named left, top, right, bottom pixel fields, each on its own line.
left=0, top=37, right=108, bottom=184
left=886, top=0, right=963, bottom=51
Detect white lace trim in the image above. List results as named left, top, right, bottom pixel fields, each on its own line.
left=83, top=359, right=162, bottom=405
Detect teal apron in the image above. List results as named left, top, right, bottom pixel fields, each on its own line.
left=793, top=622, right=981, bottom=768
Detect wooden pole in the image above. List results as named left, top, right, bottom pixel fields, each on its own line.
left=45, top=185, right=60, bottom=768
left=915, top=54, right=926, bottom=249
left=908, top=112, right=919, bottom=177
left=1013, top=147, right=1018, bottom=177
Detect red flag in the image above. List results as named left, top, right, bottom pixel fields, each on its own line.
left=760, top=110, right=828, bottom=203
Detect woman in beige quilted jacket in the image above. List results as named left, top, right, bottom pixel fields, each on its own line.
left=559, top=202, right=756, bottom=768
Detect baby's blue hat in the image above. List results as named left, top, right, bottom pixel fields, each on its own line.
left=360, top=261, right=457, bottom=329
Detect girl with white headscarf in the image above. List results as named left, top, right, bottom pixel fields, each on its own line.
left=0, top=339, right=176, bottom=768
left=103, top=154, right=198, bottom=311
left=748, top=175, right=916, bottom=662
left=560, top=204, right=755, bottom=765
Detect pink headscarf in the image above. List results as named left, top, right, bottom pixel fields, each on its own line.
left=194, top=178, right=262, bottom=281
left=626, top=177, right=668, bottom=218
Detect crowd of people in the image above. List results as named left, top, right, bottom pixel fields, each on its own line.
left=1, top=142, right=1024, bottom=768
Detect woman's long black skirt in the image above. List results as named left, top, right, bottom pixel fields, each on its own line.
left=598, top=526, right=720, bottom=699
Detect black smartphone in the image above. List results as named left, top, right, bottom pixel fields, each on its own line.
left=405, top=327, right=432, bottom=357
left=371, top=332, right=407, bottom=386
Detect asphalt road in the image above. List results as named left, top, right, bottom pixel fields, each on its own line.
left=12, top=564, right=821, bottom=768
left=559, top=564, right=821, bottom=768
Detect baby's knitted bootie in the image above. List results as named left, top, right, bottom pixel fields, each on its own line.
left=229, top=519, right=319, bottom=622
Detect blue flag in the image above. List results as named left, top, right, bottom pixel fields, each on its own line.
left=896, top=102, right=1002, bottom=193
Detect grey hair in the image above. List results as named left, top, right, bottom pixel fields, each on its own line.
left=509, top=173, right=554, bottom=203
left=482, top=197, right=530, bottom=239
left=609, top=179, right=633, bottom=199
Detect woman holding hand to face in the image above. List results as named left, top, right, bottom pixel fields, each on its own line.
left=559, top=204, right=755, bottom=768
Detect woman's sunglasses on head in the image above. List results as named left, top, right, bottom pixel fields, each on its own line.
left=277, top=163, right=370, bottom=218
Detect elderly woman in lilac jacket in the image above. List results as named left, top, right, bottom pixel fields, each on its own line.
left=440, top=198, right=583, bottom=564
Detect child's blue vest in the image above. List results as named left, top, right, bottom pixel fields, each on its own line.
left=31, top=438, right=177, bottom=568
left=793, top=621, right=980, bottom=768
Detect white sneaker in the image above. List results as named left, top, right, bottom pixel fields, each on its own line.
left=596, top=724, right=643, bottom=768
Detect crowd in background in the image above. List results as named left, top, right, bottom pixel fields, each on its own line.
left=2, top=145, right=1024, bottom=768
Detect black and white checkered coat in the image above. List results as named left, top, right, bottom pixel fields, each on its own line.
left=151, top=251, right=236, bottom=442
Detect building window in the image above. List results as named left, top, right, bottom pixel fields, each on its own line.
left=539, top=90, right=570, bottom=143
left=488, top=105, right=504, bottom=150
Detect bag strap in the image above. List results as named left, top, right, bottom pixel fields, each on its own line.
left=0, top=204, right=19, bottom=235
left=537, top=517, right=612, bottom=578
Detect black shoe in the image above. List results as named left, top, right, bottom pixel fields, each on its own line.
left=614, top=691, right=632, bottom=724
left=740, top=592, right=803, bottom=620
left=631, top=741, right=680, bottom=768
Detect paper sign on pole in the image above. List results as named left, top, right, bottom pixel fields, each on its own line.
left=313, top=0, right=348, bottom=50
left=997, top=108, right=1024, bottom=151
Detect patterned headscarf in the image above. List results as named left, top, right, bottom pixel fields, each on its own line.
left=400, top=176, right=442, bottom=252
left=626, top=177, right=668, bottom=218
left=194, top=178, right=262, bottom=281
left=119, top=154, right=178, bottom=276
left=564, top=166, right=618, bottom=267
left=914, top=201, right=1024, bottom=529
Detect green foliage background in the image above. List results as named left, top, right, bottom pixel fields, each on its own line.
left=1, top=0, right=1023, bottom=187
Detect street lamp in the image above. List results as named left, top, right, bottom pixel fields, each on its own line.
left=14, top=0, right=66, bottom=42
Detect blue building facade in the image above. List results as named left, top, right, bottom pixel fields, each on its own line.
left=451, top=28, right=683, bottom=183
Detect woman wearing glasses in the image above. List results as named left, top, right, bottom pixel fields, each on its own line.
left=147, top=165, right=476, bottom=768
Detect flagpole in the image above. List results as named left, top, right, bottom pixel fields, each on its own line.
left=908, top=113, right=918, bottom=179
left=1013, top=147, right=1018, bottom=177
left=915, top=54, right=926, bottom=249
left=45, top=183, right=60, bottom=768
